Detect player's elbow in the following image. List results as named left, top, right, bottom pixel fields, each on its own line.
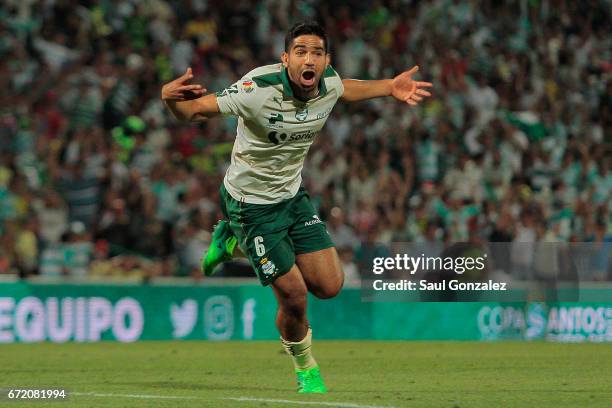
left=188, top=112, right=210, bottom=123
left=164, top=100, right=193, bottom=123
left=190, top=95, right=220, bottom=122
left=171, top=112, right=189, bottom=123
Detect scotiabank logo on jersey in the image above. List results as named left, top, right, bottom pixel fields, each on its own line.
left=267, top=130, right=318, bottom=145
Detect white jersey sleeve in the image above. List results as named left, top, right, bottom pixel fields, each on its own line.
left=323, top=66, right=344, bottom=99
left=215, top=78, right=266, bottom=120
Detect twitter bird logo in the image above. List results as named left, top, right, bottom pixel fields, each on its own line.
left=171, top=299, right=198, bottom=338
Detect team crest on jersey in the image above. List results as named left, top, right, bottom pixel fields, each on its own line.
left=260, top=258, right=277, bottom=276
left=295, top=107, right=308, bottom=121
left=242, top=80, right=255, bottom=93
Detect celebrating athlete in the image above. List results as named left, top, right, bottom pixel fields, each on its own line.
left=161, top=21, right=432, bottom=394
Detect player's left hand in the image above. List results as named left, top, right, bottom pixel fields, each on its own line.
left=161, top=68, right=207, bottom=102
left=391, top=66, right=432, bottom=106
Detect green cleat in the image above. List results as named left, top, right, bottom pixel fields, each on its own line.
left=202, top=220, right=237, bottom=276
left=296, top=365, right=328, bottom=394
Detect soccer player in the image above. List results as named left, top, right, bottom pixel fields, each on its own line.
left=161, top=21, right=432, bottom=393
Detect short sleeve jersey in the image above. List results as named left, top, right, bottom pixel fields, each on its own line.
left=216, top=63, right=344, bottom=204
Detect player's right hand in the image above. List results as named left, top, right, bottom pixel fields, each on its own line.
left=161, top=68, right=207, bottom=101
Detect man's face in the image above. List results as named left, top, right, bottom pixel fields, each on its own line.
left=282, top=34, right=329, bottom=96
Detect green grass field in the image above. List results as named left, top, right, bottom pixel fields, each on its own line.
left=2, top=341, right=611, bottom=408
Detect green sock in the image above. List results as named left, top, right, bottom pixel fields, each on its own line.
left=281, top=327, right=317, bottom=371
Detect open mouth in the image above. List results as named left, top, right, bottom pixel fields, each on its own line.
left=300, top=70, right=316, bottom=88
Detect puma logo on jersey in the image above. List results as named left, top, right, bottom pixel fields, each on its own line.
left=272, top=96, right=283, bottom=108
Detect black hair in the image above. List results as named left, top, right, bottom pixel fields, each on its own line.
left=285, top=21, right=329, bottom=53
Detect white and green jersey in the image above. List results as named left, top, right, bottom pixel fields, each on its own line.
left=216, top=63, right=344, bottom=204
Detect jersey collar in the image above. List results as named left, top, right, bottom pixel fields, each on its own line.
left=280, top=65, right=328, bottom=100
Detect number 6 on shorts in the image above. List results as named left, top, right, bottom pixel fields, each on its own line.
left=254, top=236, right=265, bottom=256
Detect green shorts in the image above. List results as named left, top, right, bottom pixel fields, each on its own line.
left=220, top=184, right=334, bottom=286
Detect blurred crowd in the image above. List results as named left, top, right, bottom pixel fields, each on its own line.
left=0, top=0, right=609, bottom=280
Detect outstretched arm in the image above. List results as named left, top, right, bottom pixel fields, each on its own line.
left=340, top=66, right=432, bottom=106
left=161, top=68, right=221, bottom=122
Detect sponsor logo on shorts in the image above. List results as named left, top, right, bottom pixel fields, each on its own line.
left=304, top=215, right=323, bottom=227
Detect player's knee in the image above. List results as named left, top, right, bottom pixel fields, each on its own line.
left=313, top=271, right=343, bottom=299
left=314, top=284, right=341, bottom=299
left=280, top=287, right=308, bottom=316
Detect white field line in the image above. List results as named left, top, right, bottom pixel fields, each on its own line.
left=71, top=392, right=399, bottom=408
left=72, top=392, right=197, bottom=400
left=224, top=396, right=398, bottom=408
